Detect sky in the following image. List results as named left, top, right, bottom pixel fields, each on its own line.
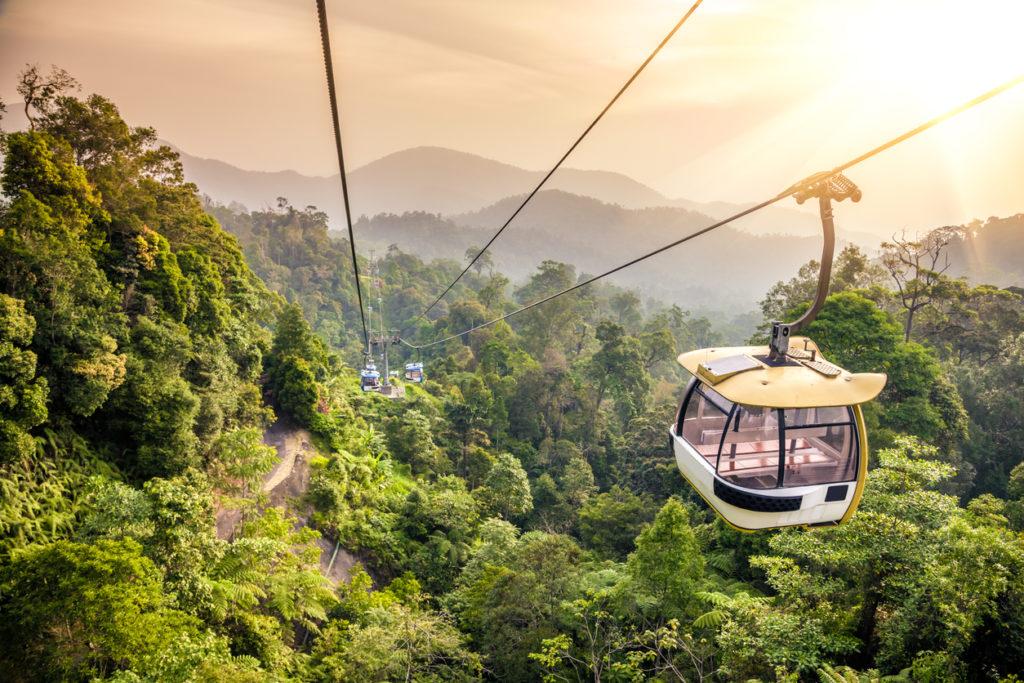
left=1, top=0, right=1023, bottom=240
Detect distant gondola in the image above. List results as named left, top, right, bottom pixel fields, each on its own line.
left=360, top=361, right=381, bottom=392
left=404, top=362, right=424, bottom=383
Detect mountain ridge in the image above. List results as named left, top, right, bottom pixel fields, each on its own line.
left=174, top=143, right=847, bottom=241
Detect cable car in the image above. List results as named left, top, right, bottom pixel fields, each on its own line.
left=360, top=361, right=380, bottom=392
left=668, top=170, right=885, bottom=530
left=404, top=362, right=424, bottom=383
left=670, top=338, right=885, bottom=530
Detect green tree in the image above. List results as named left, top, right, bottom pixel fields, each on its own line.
left=210, top=507, right=336, bottom=644
left=473, top=452, right=533, bottom=520
left=0, top=294, right=48, bottom=463
left=311, top=566, right=481, bottom=681
left=610, top=290, right=643, bottom=330
left=578, top=486, right=658, bottom=560
left=464, top=245, right=493, bottom=276
left=478, top=272, right=510, bottom=310
left=584, top=321, right=651, bottom=426
left=453, top=531, right=583, bottom=681
left=78, top=471, right=222, bottom=615
left=206, top=427, right=278, bottom=505
left=385, top=408, right=448, bottom=476
left=269, top=355, right=319, bottom=425
left=638, top=327, right=676, bottom=374
left=514, top=261, right=588, bottom=356
left=0, top=539, right=200, bottom=681
left=560, top=457, right=597, bottom=509
left=955, top=332, right=1024, bottom=496
left=100, top=316, right=200, bottom=477
left=627, top=499, right=704, bottom=620
left=269, top=302, right=327, bottom=369
left=400, top=476, right=480, bottom=592
left=753, top=437, right=1024, bottom=677
left=103, top=630, right=263, bottom=683
left=914, top=282, right=1024, bottom=364
left=1, top=130, right=128, bottom=421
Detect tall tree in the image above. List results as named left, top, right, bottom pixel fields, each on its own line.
left=15, top=64, right=77, bottom=130
left=627, top=498, right=704, bottom=620
left=882, top=227, right=960, bottom=342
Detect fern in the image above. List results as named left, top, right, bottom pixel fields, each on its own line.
left=696, top=590, right=732, bottom=607
left=693, top=609, right=729, bottom=629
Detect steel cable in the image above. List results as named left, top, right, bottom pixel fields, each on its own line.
left=317, top=0, right=370, bottom=352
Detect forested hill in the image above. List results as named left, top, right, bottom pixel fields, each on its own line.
left=946, top=213, right=1024, bottom=286
left=348, top=191, right=837, bottom=311
left=3, top=72, right=1024, bottom=682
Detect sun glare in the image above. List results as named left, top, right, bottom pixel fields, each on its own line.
left=837, top=0, right=1024, bottom=111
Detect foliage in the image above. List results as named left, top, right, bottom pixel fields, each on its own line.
left=0, top=294, right=48, bottom=463
left=308, top=442, right=404, bottom=567
left=310, top=565, right=482, bottom=681
left=578, top=486, right=658, bottom=560
left=0, top=539, right=201, bottom=681
left=473, top=451, right=533, bottom=521
left=452, top=531, right=583, bottom=681
left=5, top=69, right=1024, bottom=683
left=741, top=437, right=1024, bottom=679
left=626, top=498, right=704, bottom=620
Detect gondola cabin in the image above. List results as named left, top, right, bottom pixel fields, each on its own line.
left=405, top=362, right=424, bottom=383
left=360, top=363, right=381, bottom=392
left=669, top=337, right=885, bottom=531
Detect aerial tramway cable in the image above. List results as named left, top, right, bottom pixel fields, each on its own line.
left=316, top=0, right=370, bottom=352
left=412, top=0, right=707, bottom=325
left=401, top=72, right=1024, bottom=350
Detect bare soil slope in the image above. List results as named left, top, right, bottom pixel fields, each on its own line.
left=216, top=417, right=359, bottom=584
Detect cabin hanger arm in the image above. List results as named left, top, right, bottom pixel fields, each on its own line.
left=769, top=172, right=862, bottom=360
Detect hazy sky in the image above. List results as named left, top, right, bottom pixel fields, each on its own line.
left=2, top=0, right=1023, bottom=239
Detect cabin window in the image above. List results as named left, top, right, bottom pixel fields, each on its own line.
left=715, top=404, right=781, bottom=490
left=779, top=406, right=857, bottom=487
left=680, top=383, right=734, bottom=461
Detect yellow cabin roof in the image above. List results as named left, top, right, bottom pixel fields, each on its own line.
left=677, top=337, right=886, bottom=409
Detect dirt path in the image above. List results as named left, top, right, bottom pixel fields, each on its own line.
left=216, top=417, right=359, bottom=584
left=260, top=418, right=312, bottom=507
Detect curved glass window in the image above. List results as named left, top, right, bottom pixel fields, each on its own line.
left=679, top=382, right=734, bottom=465
left=716, top=404, right=781, bottom=489
left=679, top=382, right=859, bottom=490
left=779, top=406, right=857, bottom=487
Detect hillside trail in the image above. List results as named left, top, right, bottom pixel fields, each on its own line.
left=216, top=416, right=359, bottom=585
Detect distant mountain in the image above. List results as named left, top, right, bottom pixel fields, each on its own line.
left=175, top=145, right=870, bottom=244
left=349, top=146, right=667, bottom=214
left=175, top=145, right=666, bottom=218
left=170, top=147, right=341, bottom=214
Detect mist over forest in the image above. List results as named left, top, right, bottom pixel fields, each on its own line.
left=2, top=68, right=1024, bottom=682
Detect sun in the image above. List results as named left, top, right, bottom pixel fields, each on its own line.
left=835, top=0, right=1024, bottom=112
